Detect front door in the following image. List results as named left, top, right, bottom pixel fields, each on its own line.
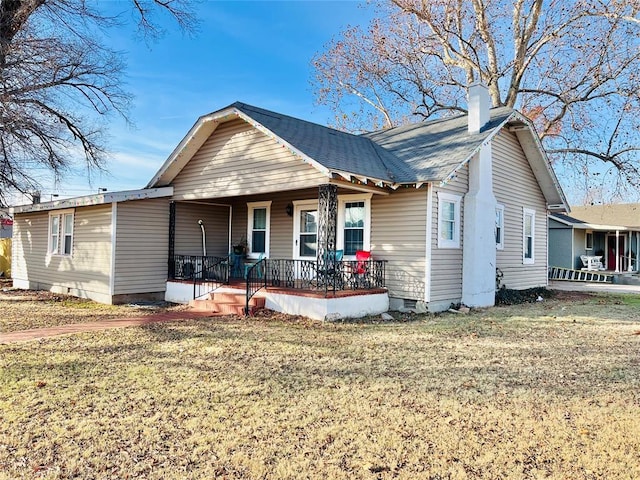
left=293, top=201, right=318, bottom=260
left=607, top=234, right=626, bottom=271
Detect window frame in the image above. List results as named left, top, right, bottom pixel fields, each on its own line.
left=437, top=192, right=461, bottom=249
left=48, top=209, right=74, bottom=256
left=585, top=231, right=594, bottom=250
left=246, top=201, right=271, bottom=259
left=522, top=207, right=535, bottom=264
left=495, top=204, right=504, bottom=250
left=337, top=193, right=372, bottom=258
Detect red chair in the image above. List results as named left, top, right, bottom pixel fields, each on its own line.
left=352, top=250, right=371, bottom=287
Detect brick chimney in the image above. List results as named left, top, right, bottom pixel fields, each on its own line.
left=468, top=82, right=491, bottom=134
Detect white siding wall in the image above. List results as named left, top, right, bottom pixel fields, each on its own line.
left=371, top=188, right=427, bottom=301
left=430, top=166, right=469, bottom=305
left=113, top=199, right=170, bottom=296
left=493, top=130, right=548, bottom=289
left=171, top=119, right=328, bottom=201
left=12, top=205, right=113, bottom=302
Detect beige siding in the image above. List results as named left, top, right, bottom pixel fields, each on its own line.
left=430, top=165, right=469, bottom=304
left=113, top=199, right=170, bottom=295
left=171, top=119, right=329, bottom=201
left=493, top=131, right=548, bottom=289
left=371, top=188, right=427, bottom=301
left=228, top=188, right=318, bottom=259
left=12, top=205, right=112, bottom=300
left=174, top=202, right=230, bottom=257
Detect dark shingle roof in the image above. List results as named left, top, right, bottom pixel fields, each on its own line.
left=363, top=107, right=515, bottom=182
left=232, top=102, right=416, bottom=183
left=551, top=213, right=589, bottom=225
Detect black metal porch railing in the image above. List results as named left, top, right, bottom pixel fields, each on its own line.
left=264, top=259, right=387, bottom=293
left=169, top=255, right=387, bottom=314
left=245, top=257, right=267, bottom=314
left=193, top=255, right=230, bottom=300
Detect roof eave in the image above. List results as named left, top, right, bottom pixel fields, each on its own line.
left=10, top=187, right=174, bottom=214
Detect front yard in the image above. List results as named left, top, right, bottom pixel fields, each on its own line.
left=1, top=291, right=639, bottom=479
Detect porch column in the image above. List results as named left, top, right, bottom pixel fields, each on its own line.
left=168, top=201, right=176, bottom=279
left=317, top=184, right=338, bottom=283
left=616, top=230, right=620, bottom=272
left=629, top=232, right=633, bottom=272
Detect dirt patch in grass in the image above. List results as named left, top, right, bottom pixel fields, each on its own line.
left=0, top=288, right=184, bottom=333
left=1, top=293, right=639, bottom=479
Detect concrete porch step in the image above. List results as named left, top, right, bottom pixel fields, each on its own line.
left=189, top=292, right=265, bottom=315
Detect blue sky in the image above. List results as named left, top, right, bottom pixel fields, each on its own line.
left=39, top=0, right=371, bottom=200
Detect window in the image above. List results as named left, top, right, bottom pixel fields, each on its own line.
left=247, top=201, right=271, bottom=258
left=298, top=207, right=317, bottom=257
left=495, top=204, right=504, bottom=250
left=343, top=201, right=365, bottom=255
left=337, top=194, right=371, bottom=257
left=523, top=208, right=535, bottom=264
left=438, top=192, right=461, bottom=249
left=48, top=210, right=74, bottom=256
left=586, top=231, right=593, bottom=250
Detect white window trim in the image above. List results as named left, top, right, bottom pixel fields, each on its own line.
left=523, top=207, right=535, bottom=265
left=585, top=231, right=594, bottom=250
left=437, top=192, right=461, bottom=249
left=48, top=209, right=74, bottom=256
left=246, top=201, right=271, bottom=259
left=496, top=204, right=504, bottom=250
left=337, top=193, right=372, bottom=258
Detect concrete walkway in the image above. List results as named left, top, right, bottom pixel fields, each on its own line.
left=0, top=310, right=216, bottom=344
left=549, top=280, right=640, bottom=295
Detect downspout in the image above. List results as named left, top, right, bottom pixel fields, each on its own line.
left=198, top=220, right=206, bottom=257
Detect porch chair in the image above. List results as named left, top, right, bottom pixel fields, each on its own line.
left=244, top=252, right=266, bottom=279
left=352, top=250, right=372, bottom=288
left=580, top=255, right=604, bottom=271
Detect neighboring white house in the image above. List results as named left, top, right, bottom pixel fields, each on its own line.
left=10, top=84, right=568, bottom=318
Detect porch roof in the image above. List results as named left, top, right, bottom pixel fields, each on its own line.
left=550, top=213, right=630, bottom=232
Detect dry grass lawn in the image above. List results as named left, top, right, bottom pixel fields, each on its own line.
left=1, top=290, right=639, bottom=479
left=0, top=287, right=183, bottom=333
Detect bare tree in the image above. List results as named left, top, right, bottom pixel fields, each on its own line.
left=0, top=0, right=195, bottom=205
left=313, top=0, right=640, bottom=203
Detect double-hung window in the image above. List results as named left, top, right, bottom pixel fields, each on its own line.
left=337, top=194, right=371, bottom=257
left=438, top=192, right=461, bottom=249
left=523, top=207, right=535, bottom=264
left=49, top=210, right=74, bottom=256
left=585, top=231, right=593, bottom=250
left=247, top=201, right=271, bottom=258
left=495, top=204, right=504, bottom=250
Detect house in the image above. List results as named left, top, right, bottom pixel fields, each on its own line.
left=549, top=204, right=640, bottom=273
left=10, top=84, right=568, bottom=319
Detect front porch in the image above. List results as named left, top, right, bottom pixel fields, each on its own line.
left=165, top=255, right=389, bottom=320
left=165, top=254, right=389, bottom=320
